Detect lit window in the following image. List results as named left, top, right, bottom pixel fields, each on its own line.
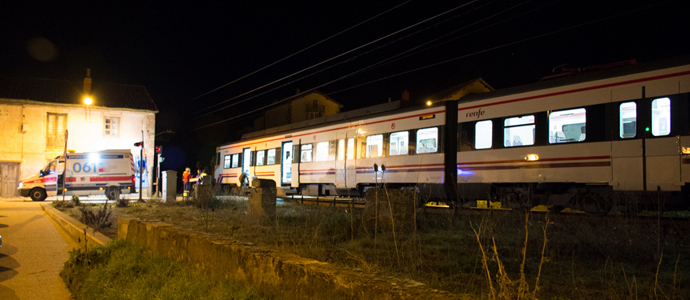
left=652, top=98, right=671, bottom=136
left=267, top=149, right=276, bottom=165
left=224, top=155, right=231, bottom=169
left=620, top=102, right=637, bottom=138
left=104, top=117, right=120, bottom=137
left=504, top=115, right=535, bottom=147
left=475, top=121, right=492, bottom=149
left=347, top=138, right=354, bottom=160
left=301, top=144, right=313, bottom=162
left=389, top=131, right=409, bottom=156
left=231, top=154, right=239, bottom=168
left=315, top=141, right=329, bottom=161
left=256, top=150, right=265, bottom=166
left=336, top=139, right=345, bottom=160
left=549, top=108, right=586, bottom=144
left=416, top=127, right=438, bottom=153
left=366, top=134, right=384, bottom=158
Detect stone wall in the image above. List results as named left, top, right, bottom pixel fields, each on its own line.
left=118, top=218, right=470, bottom=300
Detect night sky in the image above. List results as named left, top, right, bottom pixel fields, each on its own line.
left=2, top=0, right=689, bottom=169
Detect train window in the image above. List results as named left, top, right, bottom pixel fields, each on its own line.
left=416, top=127, right=438, bottom=153
left=267, top=149, right=276, bottom=165
left=504, top=115, right=535, bottom=147
left=366, top=134, right=384, bottom=158
left=389, top=131, right=409, bottom=156
left=256, top=150, right=265, bottom=166
left=315, top=141, right=329, bottom=161
left=620, top=102, right=637, bottom=138
left=347, top=138, right=355, bottom=160
left=651, top=97, right=671, bottom=136
left=224, top=155, right=231, bottom=169
left=549, top=108, right=586, bottom=143
left=337, top=139, right=345, bottom=160
left=301, top=144, right=313, bottom=162
left=475, top=121, right=492, bottom=149
left=231, top=154, right=239, bottom=168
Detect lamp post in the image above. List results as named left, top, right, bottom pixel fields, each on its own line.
left=84, top=96, right=92, bottom=121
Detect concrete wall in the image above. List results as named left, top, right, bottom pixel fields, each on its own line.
left=0, top=100, right=156, bottom=196
left=118, top=218, right=468, bottom=300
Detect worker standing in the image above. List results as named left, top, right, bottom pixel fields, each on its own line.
left=183, top=167, right=191, bottom=197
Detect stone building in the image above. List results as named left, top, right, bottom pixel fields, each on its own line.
left=253, top=90, right=343, bottom=131
left=0, top=72, right=158, bottom=198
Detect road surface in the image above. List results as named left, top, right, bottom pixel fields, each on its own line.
left=0, top=198, right=79, bottom=300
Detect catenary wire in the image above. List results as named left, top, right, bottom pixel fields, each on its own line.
left=327, top=0, right=558, bottom=95
left=192, top=0, right=495, bottom=120
left=190, top=0, right=673, bottom=131
left=325, top=0, right=674, bottom=95
left=191, top=0, right=481, bottom=118
left=190, top=0, right=414, bottom=103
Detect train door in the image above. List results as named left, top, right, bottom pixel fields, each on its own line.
left=612, top=101, right=644, bottom=190
left=281, top=141, right=293, bottom=186
left=335, top=132, right=357, bottom=189
left=645, top=97, right=682, bottom=191
left=242, top=147, right=251, bottom=176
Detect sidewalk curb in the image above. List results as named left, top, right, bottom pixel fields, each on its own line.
left=40, top=203, right=113, bottom=247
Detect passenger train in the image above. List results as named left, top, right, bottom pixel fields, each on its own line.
left=215, top=57, right=690, bottom=212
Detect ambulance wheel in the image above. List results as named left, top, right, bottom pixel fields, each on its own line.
left=106, top=186, right=121, bottom=200
left=30, top=188, right=47, bottom=202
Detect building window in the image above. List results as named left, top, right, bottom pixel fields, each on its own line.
left=366, top=134, right=384, bottom=158
left=224, top=155, right=231, bottom=169
left=504, top=115, right=534, bottom=147
left=104, top=116, right=120, bottom=137
left=475, top=120, right=492, bottom=149
left=301, top=144, right=313, bottom=162
left=389, top=131, right=409, bottom=156
left=46, top=113, right=67, bottom=148
left=416, top=127, right=438, bottom=153
left=549, top=108, right=586, bottom=143
left=308, top=111, right=321, bottom=119
left=620, top=102, right=637, bottom=138
left=651, top=97, right=671, bottom=136
left=267, top=149, right=276, bottom=165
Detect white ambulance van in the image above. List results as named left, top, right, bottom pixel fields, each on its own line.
left=18, top=149, right=136, bottom=201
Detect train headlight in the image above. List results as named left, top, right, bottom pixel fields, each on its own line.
left=682, top=147, right=690, bottom=155
left=525, top=154, right=539, bottom=161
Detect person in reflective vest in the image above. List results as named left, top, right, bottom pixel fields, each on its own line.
left=183, top=168, right=191, bottom=197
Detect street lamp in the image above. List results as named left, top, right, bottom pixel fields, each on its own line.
left=84, top=96, right=93, bottom=121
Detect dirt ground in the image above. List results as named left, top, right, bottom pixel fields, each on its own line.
left=56, top=198, right=690, bottom=300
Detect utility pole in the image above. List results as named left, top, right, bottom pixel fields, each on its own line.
left=134, top=130, right=145, bottom=203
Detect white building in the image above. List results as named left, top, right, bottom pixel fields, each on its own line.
left=0, top=73, right=158, bottom=198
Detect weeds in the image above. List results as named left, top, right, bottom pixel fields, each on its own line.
left=60, top=240, right=264, bottom=300
left=106, top=192, right=689, bottom=300
left=79, top=202, right=112, bottom=230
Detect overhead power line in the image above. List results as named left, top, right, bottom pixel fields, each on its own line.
left=192, top=0, right=480, bottom=117
left=192, top=0, right=491, bottom=120
left=191, top=0, right=414, bottom=102
left=191, top=0, right=672, bottom=132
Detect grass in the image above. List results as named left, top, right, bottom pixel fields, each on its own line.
left=61, top=195, right=690, bottom=299
left=60, top=239, right=266, bottom=300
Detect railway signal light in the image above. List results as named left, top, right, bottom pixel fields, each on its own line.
left=134, top=141, right=143, bottom=147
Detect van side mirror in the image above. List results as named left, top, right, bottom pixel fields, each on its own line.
left=39, top=170, right=44, bottom=177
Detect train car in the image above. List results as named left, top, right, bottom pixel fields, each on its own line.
left=216, top=57, right=690, bottom=211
